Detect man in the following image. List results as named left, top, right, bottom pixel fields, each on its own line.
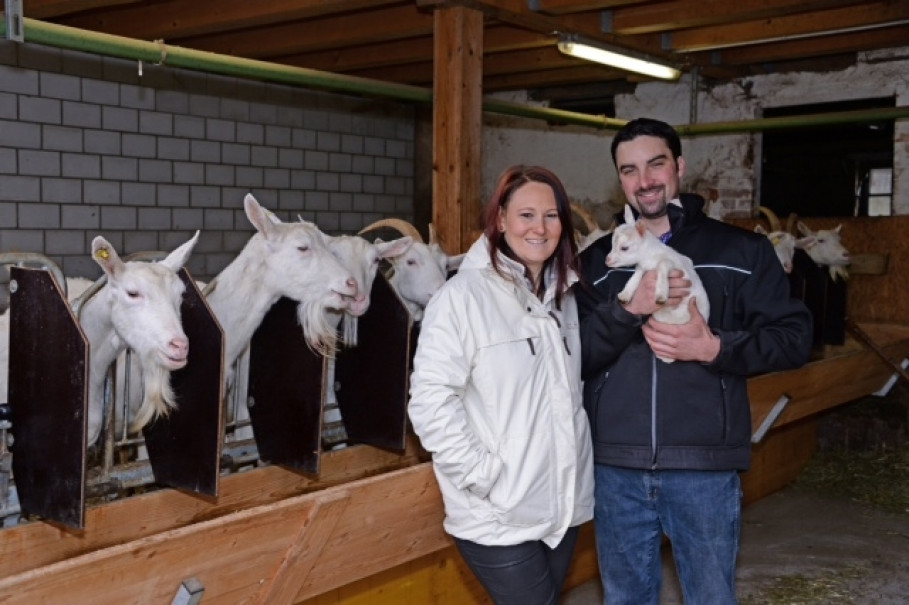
left=576, top=117, right=813, bottom=604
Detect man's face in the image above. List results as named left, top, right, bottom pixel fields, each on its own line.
left=615, top=134, right=686, bottom=220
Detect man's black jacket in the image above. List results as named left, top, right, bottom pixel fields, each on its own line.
left=576, top=194, right=813, bottom=471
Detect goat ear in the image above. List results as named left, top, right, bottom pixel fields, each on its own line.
left=91, top=236, right=125, bottom=278
left=623, top=204, right=635, bottom=225
left=754, top=225, right=767, bottom=234
left=796, top=220, right=811, bottom=236
left=244, top=193, right=277, bottom=238
left=377, top=236, right=414, bottom=259
left=159, top=230, right=200, bottom=272
left=796, top=235, right=815, bottom=249
left=834, top=224, right=842, bottom=234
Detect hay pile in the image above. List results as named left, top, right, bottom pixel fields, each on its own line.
left=794, top=382, right=909, bottom=514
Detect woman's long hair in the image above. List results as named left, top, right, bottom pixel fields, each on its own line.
left=483, top=165, right=579, bottom=308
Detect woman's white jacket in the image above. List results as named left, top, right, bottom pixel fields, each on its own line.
left=408, top=236, right=594, bottom=548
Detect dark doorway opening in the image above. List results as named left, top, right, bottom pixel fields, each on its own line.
left=760, top=97, right=894, bottom=218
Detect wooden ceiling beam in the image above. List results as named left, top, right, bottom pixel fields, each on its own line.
left=483, top=64, right=630, bottom=92
left=533, top=0, right=650, bottom=16
left=668, top=1, right=909, bottom=52
left=418, top=0, right=675, bottom=62
left=50, top=0, right=403, bottom=41
left=608, top=0, right=873, bottom=35
left=278, top=27, right=551, bottom=75
left=705, top=24, right=909, bottom=66
left=23, top=0, right=141, bottom=20
left=178, top=6, right=434, bottom=59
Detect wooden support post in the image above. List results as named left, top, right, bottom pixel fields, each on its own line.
left=431, top=5, right=484, bottom=253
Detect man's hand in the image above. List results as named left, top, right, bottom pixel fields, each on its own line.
left=622, top=269, right=691, bottom=316
left=642, top=298, right=720, bottom=363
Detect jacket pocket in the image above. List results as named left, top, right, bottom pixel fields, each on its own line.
left=485, top=434, right=556, bottom=528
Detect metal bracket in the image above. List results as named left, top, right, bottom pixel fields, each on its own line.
left=751, top=394, right=792, bottom=444
left=4, top=0, right=23, bottom=42
left=171, top=577, right=204, bottom=605
left=873, top=357, right=909, bottom=397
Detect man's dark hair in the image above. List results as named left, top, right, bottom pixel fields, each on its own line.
left=610, top=118, right=683, bottom=165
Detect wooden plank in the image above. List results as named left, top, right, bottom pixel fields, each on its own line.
left=335, top=273, right=412, bottom=451
left=0, top=437, right=424, bottom=578
left=741, top=418, right=817, bottom=505
left=292, top=463, right=451, bottom=601
left=0, top=464, right=446, bottom=604
left=247, top=296, right=325, bottom=474
left=8, top=267, right=88, bottom=529
left=144, top=269, right=224, bottom=497
left=253, top=491, right=350, bottom=604
left=849, top=252, right=888, bottom=275
left=748, top=322, right=909, bottom=431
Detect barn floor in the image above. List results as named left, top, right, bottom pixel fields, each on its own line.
left=563, top=388, right=909, bottom=604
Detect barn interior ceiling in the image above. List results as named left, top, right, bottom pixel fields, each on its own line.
left=9, top=0, right=909, bottom=116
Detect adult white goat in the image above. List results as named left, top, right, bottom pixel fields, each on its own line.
left=322, top=233, right=414, bottom=348
left=204, top=194, right=359, bottom=385
left=0, top=232, right=199, bottom=446
left=753, top=206, right=797, bottom=274
left=606, top=205, right=710, bottom=364
left=358, top=218, right=464, bottom=321
left=793, top=218, right=851, bottom=281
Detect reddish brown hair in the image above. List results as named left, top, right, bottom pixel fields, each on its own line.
left=483, top=165, right=579, bottom=307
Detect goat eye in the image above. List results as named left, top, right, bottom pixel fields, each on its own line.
left=297, top=245, right=310, bottom=253
left=127, top=290, right=140, bottom=299
left=406, top=259, right=417, bottom=266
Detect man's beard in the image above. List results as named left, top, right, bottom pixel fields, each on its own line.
left=634, top=188, right=669, bottom=219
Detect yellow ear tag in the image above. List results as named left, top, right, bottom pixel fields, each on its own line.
left=770, top=235, right=781, bottom=245
left=95, top=248, right=110, bottom=260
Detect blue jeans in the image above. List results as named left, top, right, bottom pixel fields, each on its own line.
left=453, top=525, right=580, bottom=605
left=594, top=465, right=741, bottom=605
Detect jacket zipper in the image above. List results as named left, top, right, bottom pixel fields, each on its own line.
left=650, top=354, right=658, bottom=468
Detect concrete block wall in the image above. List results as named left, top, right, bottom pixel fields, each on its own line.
left=0, top=40, right=416, bottom=285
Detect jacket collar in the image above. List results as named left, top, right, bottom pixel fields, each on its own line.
left=618, top=193, right=707, bottom=235
left=461, top=236, right=578, bottom=302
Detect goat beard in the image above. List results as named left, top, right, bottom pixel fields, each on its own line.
left=129, top=358, right=177, bottom=433
left=297, top=300, right=339, bottom=358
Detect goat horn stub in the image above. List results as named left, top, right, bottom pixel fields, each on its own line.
left=359, top=218, right=424, bottom=243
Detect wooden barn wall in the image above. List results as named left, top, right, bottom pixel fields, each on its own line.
left=727, top=215, right=908, bottom=324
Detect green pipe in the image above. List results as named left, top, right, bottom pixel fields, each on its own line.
left=1, top=17, right=625, bottom=129
left=676, top=106, right=909, bottom=136
left=2, top=18, right=907, bottom=134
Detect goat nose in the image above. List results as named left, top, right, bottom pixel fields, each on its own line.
left=170, top=337, right=189, bottom=357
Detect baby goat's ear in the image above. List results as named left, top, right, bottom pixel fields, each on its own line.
left=635, top=221, right=648, bottom=237
left=623, top=204, right=635, bottom=225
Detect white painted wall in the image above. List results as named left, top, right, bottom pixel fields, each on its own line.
left=482, top=47, right=909, bottom=224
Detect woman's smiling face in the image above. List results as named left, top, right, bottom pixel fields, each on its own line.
left=497, top=180, right=561, bottom=283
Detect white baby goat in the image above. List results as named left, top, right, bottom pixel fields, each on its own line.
left=606, top=205, right=710, bottom=363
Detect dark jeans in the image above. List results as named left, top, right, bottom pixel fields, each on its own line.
left=454, top=525, right=580, bottom=605
left=594, top=465, right=742, bottom=605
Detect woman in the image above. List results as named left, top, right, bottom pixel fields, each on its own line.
left=408, top=165, right=594, bottom=604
